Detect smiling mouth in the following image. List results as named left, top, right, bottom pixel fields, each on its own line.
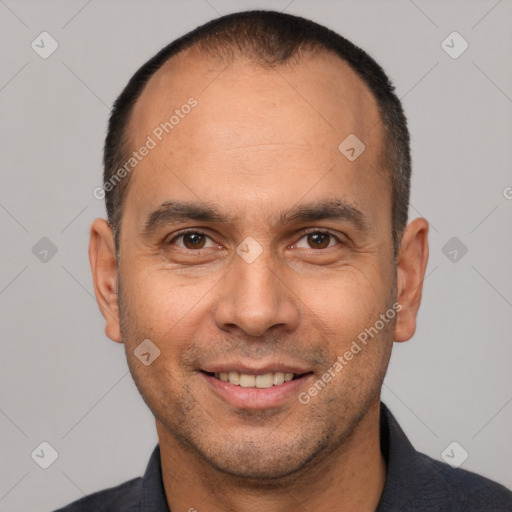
left=202, top=371, right=309, bottom=389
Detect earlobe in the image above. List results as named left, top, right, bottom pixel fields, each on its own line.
left=394, top=217, right=429, bottom=343
left=89, top=218, right=123, bottom=343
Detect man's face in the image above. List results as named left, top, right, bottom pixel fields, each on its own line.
left=116, top=48, right=397, bottom=479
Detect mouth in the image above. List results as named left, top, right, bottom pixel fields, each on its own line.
left=201, top=370, right=309, bottom=388
left=200, top=368, right=314, bottom=409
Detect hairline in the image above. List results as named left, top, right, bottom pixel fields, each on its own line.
left=112, top=45, right=398, bottom=260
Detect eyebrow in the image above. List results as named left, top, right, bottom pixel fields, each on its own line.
left=142, top=199, right=371, bottom=236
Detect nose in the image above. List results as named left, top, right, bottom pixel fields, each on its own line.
left=212, top=247, right=300, bottom=338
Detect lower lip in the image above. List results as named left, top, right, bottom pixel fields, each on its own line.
left=202, top=372, right=312, bottom=409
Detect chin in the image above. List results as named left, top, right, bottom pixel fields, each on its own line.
left=199, top=449, right=313, bottom=483
left=183, top=428, right=333, bottom=485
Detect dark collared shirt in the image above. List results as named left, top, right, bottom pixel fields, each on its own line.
left=53, top=403, right=512, bottom=511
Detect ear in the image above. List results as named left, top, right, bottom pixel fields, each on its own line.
left=89, top=218, right=122, bottom=343
left=394, top=217, right=429, bottom=343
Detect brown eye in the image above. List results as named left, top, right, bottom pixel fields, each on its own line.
left=295, top=231, right=340, bottom=250
left=169, top=231, right=214, bottom=250
left=182, top=233, right=206, bottom=249
left=307, top=232, right=330, bottom=249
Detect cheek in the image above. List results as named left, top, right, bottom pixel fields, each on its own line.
left=299, top=267, right=389, bottom=341
left=120, top=266, right=218, bottom=344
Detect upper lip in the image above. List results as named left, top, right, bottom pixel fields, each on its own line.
left=201, top=361, right=311, bottom=376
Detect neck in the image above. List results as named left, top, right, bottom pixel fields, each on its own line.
left=157, top=399, right=386, bottom=512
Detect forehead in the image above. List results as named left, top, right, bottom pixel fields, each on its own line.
left=130, top=46, right=382, bottom=145
left=124, top=47, right=389, bottom=232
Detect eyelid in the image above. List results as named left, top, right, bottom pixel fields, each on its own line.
left=291, top=228, right=344, bottom=249
left=166, top=227, right=345, bottom=250
left=166, top=228, right=214, bottom=248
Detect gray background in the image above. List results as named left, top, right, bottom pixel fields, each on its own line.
left=0, top=0, right=511, bottom=510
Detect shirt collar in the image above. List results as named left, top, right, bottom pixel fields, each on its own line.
left=139, top=402, right=416, bottom=511
left=140, top=443, right=170, bottom=511
left=376, top=402, right=426, bottom=510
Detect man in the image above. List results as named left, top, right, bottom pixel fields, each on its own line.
left=55, top=10, right=512, bottom=512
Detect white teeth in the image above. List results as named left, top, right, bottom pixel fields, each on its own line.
left=273, top=372, right=285, bottom=385
left=255, top=373, right=274, bottom=388
left=239, top=374, right=256, bottom=387
left=229, top=372, right=240, bottom=385
left=213, top=371, right=297, bottom=388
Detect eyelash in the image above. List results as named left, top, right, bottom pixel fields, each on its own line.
left=166, top=228, right=344, bottom=251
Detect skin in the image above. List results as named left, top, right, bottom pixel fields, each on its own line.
left=89, top=47, right=429, bottom=512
